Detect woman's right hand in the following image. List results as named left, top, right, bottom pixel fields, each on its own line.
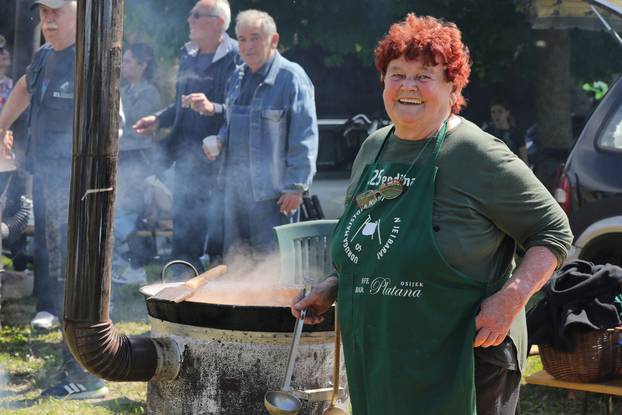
left=133, top=115, right=159, bottom=136
left=291, top=276, right=339, bottom=325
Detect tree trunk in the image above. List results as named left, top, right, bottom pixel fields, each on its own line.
left=533, top=29, right=573, bottom=191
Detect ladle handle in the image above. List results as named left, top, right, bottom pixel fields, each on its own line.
left=330, top=305, right=341, bottom=407
left=283, top=308, right=306, bottom=391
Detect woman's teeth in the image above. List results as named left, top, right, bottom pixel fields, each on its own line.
left=398, top=98, right=422, bottom=105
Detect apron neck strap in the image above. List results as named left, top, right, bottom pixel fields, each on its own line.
left=429, top=118, right=449, bottom=167
left=374, top=118, right=450, bottom=168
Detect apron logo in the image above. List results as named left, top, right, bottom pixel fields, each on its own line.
left=342, top=208, right=401, bottom=263
left=355, top=276, right=424, bottom=298
left=368, top=169, right=415, bottom=187
left=357, top=216, right=382, bottom=244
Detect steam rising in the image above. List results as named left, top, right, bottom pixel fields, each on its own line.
left=186, top=251, right=326, bottom=307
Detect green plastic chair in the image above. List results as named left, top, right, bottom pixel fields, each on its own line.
left=274, top=219, right=338, bottom=286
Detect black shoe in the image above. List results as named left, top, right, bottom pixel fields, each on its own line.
left=40, top=373, right=108, bottom=400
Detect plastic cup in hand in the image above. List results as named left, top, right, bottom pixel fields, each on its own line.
left=202, top=135, right=220, bottom=157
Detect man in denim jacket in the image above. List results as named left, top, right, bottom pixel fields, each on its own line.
left=134, top=0, right=237, bottom=268
left=201, top=9, right=318, bottom=259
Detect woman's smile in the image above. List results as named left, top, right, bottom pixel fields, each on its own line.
left=397, top=98, right=423, bottom=105
left=382, top=56, right=453, bottom=140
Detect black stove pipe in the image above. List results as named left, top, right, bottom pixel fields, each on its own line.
left=63, top=0, right=179, bottom=382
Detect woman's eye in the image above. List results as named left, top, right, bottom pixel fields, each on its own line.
left=391, top=74, right=405, bottom=80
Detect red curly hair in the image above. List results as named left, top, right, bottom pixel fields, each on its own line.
left=375, top=13, right=471, bottom=114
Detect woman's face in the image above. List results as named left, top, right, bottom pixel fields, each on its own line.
left=490, top=104, right=510, bottom=127
left=383, top=56, right=454, bottom=139
left=121, top=50, right=145, bottom=83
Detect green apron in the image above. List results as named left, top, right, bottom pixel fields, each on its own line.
left=331, top=124, right=508, bottom=415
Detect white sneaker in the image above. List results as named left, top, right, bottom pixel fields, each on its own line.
left=30, top=311, right=59, bottom=330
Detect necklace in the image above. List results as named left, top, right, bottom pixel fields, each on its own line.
left=355, top=120, right=447, bottom=210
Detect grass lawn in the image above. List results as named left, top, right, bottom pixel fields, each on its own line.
left=0, top=282, right=150, bottom=414
left=1, top=275, right=622, bottom=414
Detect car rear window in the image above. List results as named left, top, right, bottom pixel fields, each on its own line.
left=598, top=104, right=622, bottom=151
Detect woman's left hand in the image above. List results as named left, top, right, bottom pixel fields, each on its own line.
left=473, top=246, right=558, bottom=348
left=473, top=290, right=521, bottom=348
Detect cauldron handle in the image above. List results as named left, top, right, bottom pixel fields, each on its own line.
left=160, top=260, right=199, bottom=283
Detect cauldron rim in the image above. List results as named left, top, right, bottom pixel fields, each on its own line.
left=139, top=282, right=335, bottom=333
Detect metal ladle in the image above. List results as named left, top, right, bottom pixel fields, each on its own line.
left=322, top=305, right=347, bottom=415
left=264, top=308, right=307, bottom=415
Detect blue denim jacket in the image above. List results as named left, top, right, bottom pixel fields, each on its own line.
left=156, top=34, right=238, bottom=164
left=220, top=52, right=318, bottom=201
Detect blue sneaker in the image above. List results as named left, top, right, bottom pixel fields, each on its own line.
left=40, top=374, right=108, bottom=400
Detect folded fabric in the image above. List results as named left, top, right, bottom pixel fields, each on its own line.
left=527, top=259, right=622, bottom=351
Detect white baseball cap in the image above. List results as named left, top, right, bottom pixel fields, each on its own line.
left=32, top=0, right=75, bottom=9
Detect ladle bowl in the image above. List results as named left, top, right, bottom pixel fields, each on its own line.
left=264, top=304, right=307, bottom=415
left=264, top=391, right=303, bottom=415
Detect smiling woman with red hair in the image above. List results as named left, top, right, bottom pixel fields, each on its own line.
left=375, top=13, right=471, bottom=114
left=293, top=13, right=572, bottom=415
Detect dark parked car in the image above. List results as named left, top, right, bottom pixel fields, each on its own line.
left=554, top=31, right=622, bottom=264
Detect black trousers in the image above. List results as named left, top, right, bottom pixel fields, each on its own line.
left=475, top=338, right=522, bottom=415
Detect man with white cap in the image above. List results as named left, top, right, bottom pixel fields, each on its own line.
left=0, top=0, right=108, bottom=399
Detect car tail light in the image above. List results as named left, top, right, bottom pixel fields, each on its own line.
left=554, top=173, right=571, bottom=214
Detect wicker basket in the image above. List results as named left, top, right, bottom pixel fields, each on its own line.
left=539, top=327, right=622, bottom=383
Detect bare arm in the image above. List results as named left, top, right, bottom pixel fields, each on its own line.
left=291, top=275, right=338, bottom=325
left=0, top=76, right=31, bottom=130
left=473, top=246, right=557, bottom=347
left=1, top=76, right=31, bottom=155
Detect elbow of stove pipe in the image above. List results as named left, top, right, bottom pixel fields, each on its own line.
left=63, top=319, right=182, bottom=382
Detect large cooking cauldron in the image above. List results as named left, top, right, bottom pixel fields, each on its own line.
left=140, top=282, right=345, bottom=415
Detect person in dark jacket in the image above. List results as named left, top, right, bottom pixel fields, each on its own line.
left=133, top=0, right=238, bottom=269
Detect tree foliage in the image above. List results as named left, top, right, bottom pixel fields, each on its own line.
left=124, top=0, right=533, bottom=80
left=122, top=0, right=622, bottom=117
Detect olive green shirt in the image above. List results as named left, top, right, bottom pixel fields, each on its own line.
left=346, top=118, right=572, bottom=282
left=344, top=118, right=573, bottom=372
